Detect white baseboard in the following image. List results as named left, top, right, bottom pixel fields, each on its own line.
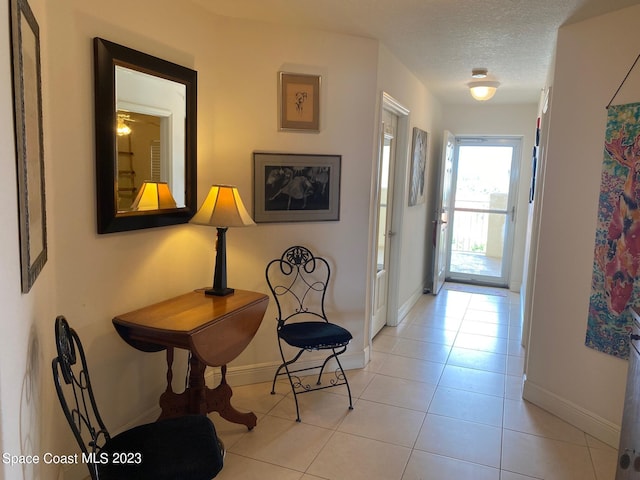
left=397, top=285, right=425, bottom=324
left=523, top=377, right=620, bottom=448
left=206, top=349, right=369, bottom=387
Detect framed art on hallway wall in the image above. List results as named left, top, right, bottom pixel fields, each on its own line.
left=409, top=127, right=428, bottom=206
left=278, top=72, right=320, bottom=132
left=10, top=0, right=47, bottom=293
left=253, top=152, right=340, bottom=223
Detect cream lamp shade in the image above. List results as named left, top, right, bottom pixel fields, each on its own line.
left=191, top=185, right=255, bottom=296
left=131, top=181, right=177, bottom=211
left=191, top=185, right=255, bottom=228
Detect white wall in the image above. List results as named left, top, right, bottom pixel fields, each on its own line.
left=0, top=0, right=59, bottom=478
left=525, top=4, right=640, bottom=447
left=375, top=44, right=443, bottom=322
left=442, top=103, right=538, bottom=291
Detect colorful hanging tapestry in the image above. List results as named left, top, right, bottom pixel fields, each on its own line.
left=586, top=102, right=640, bottom=359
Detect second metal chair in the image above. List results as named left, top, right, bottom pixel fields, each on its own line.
left=266, top=245, right=353, bottom=421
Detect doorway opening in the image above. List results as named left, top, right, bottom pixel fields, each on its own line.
left=446, top=137, right=521, bottom=287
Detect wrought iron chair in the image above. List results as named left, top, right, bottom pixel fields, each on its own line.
left=266, top=245, right=353, bottom=422
left=52, top=316, right=224, bottom=480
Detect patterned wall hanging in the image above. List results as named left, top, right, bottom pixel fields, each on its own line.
left=586, top=54, right=640, bottom=358
left=586, top=102, right=640, bottom=359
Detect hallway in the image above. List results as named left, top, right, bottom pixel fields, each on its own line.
left=206, top=285, right=617, bottom=479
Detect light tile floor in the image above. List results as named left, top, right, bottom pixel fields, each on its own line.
left=208, top=286, right=618, bottom=480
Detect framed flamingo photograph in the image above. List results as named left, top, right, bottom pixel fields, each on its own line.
left=253, top=152, right=340, bottom=222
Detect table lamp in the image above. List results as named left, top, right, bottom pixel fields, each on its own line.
left=190, top=185, right=255, bottom=296
left=131, top=181, right=177, bottom=211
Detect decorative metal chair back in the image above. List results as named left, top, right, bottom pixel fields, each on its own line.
left=266, top=245, right=331, bottom=328
left=52, top=316, right=109, bottom=480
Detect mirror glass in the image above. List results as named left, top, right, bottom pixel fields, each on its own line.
left=94, top=38, right=197, bottom=233
left=116, top=66, right=186, bottom=211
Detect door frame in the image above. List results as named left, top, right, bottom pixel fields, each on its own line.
left=371, top=113, right=397, bottom=337
left=367, top=92, right=410, bottom=341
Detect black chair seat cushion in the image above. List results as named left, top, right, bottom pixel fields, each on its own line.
left=279, top=321, right=352, bottom=349
left=97, top=415, right=223, bottom=480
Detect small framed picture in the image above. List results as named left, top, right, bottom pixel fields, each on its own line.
left=279, top=72, right=320, bottom=132
left=409, top=127, right=428, bottom=206
left=253, top=152, right=340, bottom=223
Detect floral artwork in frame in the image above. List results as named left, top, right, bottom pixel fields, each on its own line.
left=279, top=72, right=320, bottom=132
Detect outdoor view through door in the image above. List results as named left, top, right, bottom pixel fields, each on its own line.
left=447, top=138, right=520, bottom=286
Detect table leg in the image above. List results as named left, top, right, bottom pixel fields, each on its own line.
left=159, top=347, right=189, bottom=420
left=204, top=365, right=257, bottom=430
left=158, top=353, right=257, bottom=429
left=187, top=354, right=208, bottom=414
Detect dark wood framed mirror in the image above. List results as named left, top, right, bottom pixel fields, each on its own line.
left=94, top=37, right=197, bottom=234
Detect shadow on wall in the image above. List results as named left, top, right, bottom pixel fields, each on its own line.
left=20, top=325, right=41, bottom=479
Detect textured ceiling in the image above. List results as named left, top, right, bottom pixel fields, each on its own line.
left=192, top=0, right=640, bottom=105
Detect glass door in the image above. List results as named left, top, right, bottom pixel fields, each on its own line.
left=446, top=138, right=520, bottom=286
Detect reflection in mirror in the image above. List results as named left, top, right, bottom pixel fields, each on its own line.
left=115, top=66, right=187, bottom=211
left=116, top=110, right=161, bottom=210
left=94, top=37, right=197, bottom=234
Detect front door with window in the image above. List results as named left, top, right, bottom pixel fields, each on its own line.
left=446, top=137, right=520, bottom=286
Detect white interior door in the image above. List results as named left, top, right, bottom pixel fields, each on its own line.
left=432, top=130, right=455, bottom=294
left=372, top=110, right=397, bottom=336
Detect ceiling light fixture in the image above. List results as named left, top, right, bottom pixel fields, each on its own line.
left=471, top=68, right=488, bottom=79
left=467, top=68, right=500, bottom=101
left=117, top=113, right=132, bottom=136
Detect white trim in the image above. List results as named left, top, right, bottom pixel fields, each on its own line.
left=382, top=91, right=410, bottom=116
left=523, top=376, right=620, bottom=448
left=207, top=349, right=368, bottom=387
left=397, top=284, right=425, bottom=324
left=366, top=91, right=411, bottom=336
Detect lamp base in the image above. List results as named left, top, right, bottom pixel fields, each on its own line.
left=204, top=287, right=235, bottom=297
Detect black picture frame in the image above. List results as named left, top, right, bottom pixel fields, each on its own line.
left=10, top=0, right=47, bottom=293
left=253, top=153, right=340, bottom=222
left=93, top=38, right=198, bottom=234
